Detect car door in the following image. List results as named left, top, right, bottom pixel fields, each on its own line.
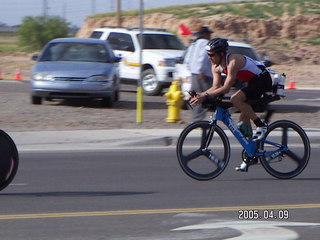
left=106, top=32, right=139, bottom=79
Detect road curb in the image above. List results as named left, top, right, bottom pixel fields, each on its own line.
left=9, top=128, right=320, bottom=152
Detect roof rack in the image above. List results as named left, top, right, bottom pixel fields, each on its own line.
left=99, top=26, right=167, bottom=32
left=225, top=37, right=252, bottom=43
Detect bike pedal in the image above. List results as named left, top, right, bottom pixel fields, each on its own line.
left=235, top=166, right=248, bottom=172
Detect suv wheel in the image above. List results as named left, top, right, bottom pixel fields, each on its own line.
left=142, top=69, right=162, bottom=96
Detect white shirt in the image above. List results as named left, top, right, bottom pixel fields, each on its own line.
left=183, top=38, right=213, bottom=78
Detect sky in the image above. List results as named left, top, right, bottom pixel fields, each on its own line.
left=0, top=0, right=244, bottom=27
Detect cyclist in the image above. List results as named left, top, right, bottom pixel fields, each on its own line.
left=189, top=38, right=273, bottom=171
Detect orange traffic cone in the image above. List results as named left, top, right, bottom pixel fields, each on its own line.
left=287, top=80, right=296, bottom=89
left=287, top=73, right=296, bottom=90
left=14, top=67, right=22, bottom=81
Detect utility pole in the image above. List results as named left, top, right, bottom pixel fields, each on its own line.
left=116, top=0, right=121, bottom=26
left=136, top=0, right=144, bottom=123
left=43, top=0, right=49, bottom=17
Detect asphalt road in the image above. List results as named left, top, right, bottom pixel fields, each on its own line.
left=1, top=147, right=320, bottom=240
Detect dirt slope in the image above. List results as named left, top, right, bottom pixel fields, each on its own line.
left=77, top=13, right=320, bottom=65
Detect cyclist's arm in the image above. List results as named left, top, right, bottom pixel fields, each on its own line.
left=211, top=65, right=222, bottom=89
left=203, top=57, right=239, bottom=96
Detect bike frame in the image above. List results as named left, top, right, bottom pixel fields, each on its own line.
left=210, top=106, right=286, bottom=159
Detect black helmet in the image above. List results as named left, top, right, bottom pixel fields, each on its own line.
left=206, top=38, right=229, bottom=52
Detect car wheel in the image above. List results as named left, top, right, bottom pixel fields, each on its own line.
left=101, top=96, right=113, bottom=108
left=142, top=69, right=162, bottom=96
left=32, top=96, right=42, bottom=105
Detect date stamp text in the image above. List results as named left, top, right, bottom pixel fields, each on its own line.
left=238, top=209, right=289, bottom=220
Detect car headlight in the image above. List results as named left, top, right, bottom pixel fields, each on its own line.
left=86, top=75, right=112, bottom=82
left=33, top=73, right=55, bottom=81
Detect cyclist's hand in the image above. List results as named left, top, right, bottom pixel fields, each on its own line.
left=190, top=93, right=204, bottom=106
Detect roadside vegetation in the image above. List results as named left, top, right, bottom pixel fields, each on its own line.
left=0, top=16, right=70, bottom=52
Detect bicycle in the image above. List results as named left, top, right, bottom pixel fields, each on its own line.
left=0, top=130, right=19, bottom=191
left=176, top=94, right=311, bottom=180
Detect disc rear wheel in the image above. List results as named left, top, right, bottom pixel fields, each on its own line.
left=259, top=120, right=310, bottom=179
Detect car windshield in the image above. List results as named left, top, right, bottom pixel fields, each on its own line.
left=228, top=46, right=260, bottom=60
left=39, top=43, right=112, bottom=63
left=137, top=34, right=185, bottom=50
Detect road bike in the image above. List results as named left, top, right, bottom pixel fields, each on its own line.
left=176, top=94, right=311, bottom=180
left=0, top=130, right=19, bottom=190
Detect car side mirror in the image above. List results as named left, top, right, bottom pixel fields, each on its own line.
left=31, top=55, right=38, bottom=61
left=114, top=56, right=122, bottom=62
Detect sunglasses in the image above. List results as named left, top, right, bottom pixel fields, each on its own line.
left=207, top=53, right=216, bottom=57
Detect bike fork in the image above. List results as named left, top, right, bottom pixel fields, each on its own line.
left=202, top=122, right=224, bottom=168
left=204, top=122, right=216, bottom=149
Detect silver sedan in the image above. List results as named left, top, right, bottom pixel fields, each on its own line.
left=31, top=38, right=120, bottom=107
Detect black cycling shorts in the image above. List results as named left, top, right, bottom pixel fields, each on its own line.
left=241, top=71, right=273, bottom=100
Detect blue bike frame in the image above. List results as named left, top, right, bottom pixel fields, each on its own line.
left=211, top=106, right=257, bottom=158
left=211, top=106, right=288, bottom=159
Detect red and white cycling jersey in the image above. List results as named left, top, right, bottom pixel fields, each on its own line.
left=218, top=54, right=263, bottom=82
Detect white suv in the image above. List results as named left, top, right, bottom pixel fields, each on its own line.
left=90, top=27, right=186, bottom=95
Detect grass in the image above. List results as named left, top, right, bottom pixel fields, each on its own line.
left=307, top=35, right=320, bottom=45
left=0, top=34, right=21, bottom=52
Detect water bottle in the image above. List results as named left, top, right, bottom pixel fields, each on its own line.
left=238, top=122, right=252, bottom=138
left=273, top=73, right=286, bottom=97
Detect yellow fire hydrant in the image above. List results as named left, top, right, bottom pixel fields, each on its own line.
left=164, top=81, right=185, bottom=123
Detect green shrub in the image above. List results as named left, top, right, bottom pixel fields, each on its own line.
left=17, top=16, right=70, bottom=51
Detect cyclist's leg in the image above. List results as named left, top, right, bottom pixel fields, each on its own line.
left=231, top=90, right=258, bottom=122
left=232, top=81, right=270, bottom=171
left=234, top=75, right=271, bottom=140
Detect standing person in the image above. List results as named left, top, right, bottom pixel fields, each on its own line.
left=190, top=38, right=273, bottom=171
left=183, top=26, right=213, bottom=121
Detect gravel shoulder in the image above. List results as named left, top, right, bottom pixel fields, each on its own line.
left=0, top=82, right=319, bottom=133
left=0, top=54, right=319, bottom=132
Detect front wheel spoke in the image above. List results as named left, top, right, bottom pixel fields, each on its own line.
left=281, top=127, right=289, bottom=146
left=285, top=149, right=302, bottom=165
left=183, top=149, right=203, bottom=163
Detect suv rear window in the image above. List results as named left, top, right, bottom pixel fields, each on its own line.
left=138, top=34, right=185, bottom=50
left=107, top=32, right=135, bottom=52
